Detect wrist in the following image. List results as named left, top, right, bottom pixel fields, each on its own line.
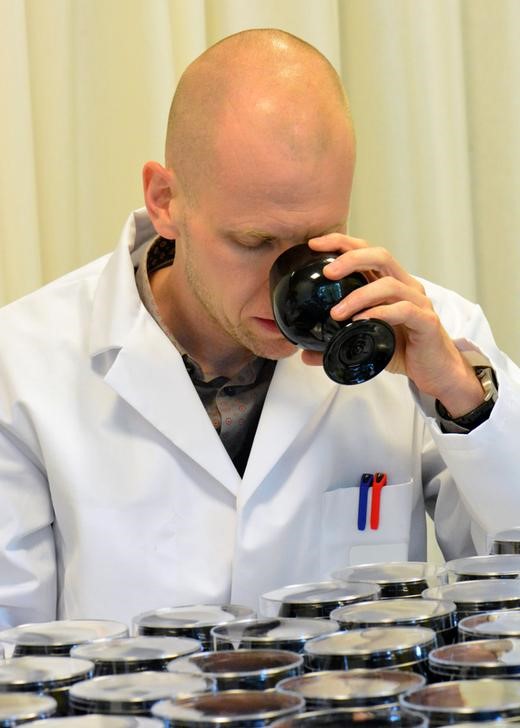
left=435, top=367, right=498, bottom=433
left=434, top=359, right=486, bottom=418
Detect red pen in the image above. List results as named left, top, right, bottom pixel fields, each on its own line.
left=370, top=472, right=388, bottom=529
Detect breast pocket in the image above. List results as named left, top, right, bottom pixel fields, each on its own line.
left=320, top=480, right=414, bottom=576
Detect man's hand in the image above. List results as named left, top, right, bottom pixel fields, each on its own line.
left=302, top=234, right=486, bottom=417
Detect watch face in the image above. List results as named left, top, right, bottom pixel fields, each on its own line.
left=476, top=366, right=498, bottom=402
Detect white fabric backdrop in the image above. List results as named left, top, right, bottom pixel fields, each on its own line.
left=1, top=1, right=519, bottom=560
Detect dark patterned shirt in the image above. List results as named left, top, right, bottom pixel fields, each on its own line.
left=135, top=237, right=276, bottom=477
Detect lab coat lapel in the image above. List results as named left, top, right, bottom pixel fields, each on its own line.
left=103, top=308, right=241, bottom=496
left=240, top=355, right=338, bottom=506
left=88, top=210, right=240, bottom=497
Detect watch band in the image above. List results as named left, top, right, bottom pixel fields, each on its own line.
left=435, top=366, right=498, bottom=433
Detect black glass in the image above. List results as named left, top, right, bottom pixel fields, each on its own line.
left=270, top=244, right=395, bottom=385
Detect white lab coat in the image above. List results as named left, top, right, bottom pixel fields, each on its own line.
left=0, top=209, right=519, bottom=628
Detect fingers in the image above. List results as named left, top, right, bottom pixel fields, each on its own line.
left=351, top=300, right=441, bottom=336
left=301, top=350, right=324, bottom=367
left=325, top=247, right=420, bottom=288
left=306, top=233, right=433, bottom=348
left=308, top=233, right=369, bottom=253
left=330, top=276, right=431, bottom=321
left=308, top=233, right=424, bottom=293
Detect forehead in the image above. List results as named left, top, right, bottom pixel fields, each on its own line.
left=202, top=126, right=352, bottom=214
left=202, top=159, right=351, bottom=238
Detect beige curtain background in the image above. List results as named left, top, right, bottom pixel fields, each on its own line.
left=1, top=0, right=519, bottom=559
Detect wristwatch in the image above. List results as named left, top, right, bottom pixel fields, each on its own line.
left=435, top=366, right=498, bottom=434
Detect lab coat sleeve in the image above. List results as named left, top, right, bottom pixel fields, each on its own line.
left=414, top=283, right=520, bottom=558
left=0, top=421, right=57, bottom=628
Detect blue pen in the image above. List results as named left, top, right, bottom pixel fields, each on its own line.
left=357, top=473, right=373, bottom=531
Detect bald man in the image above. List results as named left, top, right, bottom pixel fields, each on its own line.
left=0, top=30, right=519, bottom=627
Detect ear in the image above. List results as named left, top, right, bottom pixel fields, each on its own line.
left=142, top=161, right=181, bottom=239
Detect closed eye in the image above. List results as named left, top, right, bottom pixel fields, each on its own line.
left=235, top=237, right=276, bottom=251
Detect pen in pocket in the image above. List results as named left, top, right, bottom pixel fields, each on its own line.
left=357, top=472, right=373, bottom=531
left=357, top=471, right=388, bottom=531
left=370, top=471, right=388, bottom=530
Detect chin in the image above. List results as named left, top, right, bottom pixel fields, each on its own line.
left=247, top=337, right=297, bottom=361
left=228, top=322, right=298, bottom=361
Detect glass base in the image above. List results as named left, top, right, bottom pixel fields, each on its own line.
left=323, top=319, right=395, bottom=385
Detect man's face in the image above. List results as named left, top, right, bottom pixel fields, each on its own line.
left=171, top=123, right=354, bottom=362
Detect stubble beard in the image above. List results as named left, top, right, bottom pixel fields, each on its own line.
left=184, top=249, right=295, bottom=363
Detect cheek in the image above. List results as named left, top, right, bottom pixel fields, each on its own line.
left=224, top=263, right=272, bottom=318
left=226, top=274, right=264, bottom=315
left=188, top=245, right=232, bottom=293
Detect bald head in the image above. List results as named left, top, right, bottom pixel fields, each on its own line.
left=165, top=29, right=355, bottom=203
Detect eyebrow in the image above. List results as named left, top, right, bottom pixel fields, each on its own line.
left=224, top=223, right=346, bottom=242
left=228, top=229, right=278, bottom=242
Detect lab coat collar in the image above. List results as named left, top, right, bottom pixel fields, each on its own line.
left=88, top=209, right=338, bottom=501
left=88, top=208, right=155, bottom=356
